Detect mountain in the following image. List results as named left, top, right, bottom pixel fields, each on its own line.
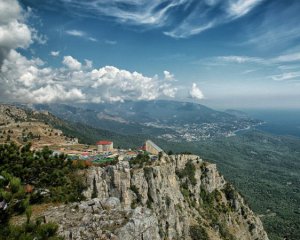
left=224, top=109, right=251, bottom=119
left=4, top=102, right=299, bottom=239
left=155, top=131, right=300, bottom=240
left=31, top=100, right=261, bottom=142
left=16, top=154, right=269, bottom=240
left=0, top=104, right=145, bottom=148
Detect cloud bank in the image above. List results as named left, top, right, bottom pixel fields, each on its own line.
left=1, top=50, right=178, bottom=103
left=0, top=0, right=179, bottom=104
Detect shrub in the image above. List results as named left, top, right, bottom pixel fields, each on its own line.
left=189, top=225, right=209, bottom=240
left=176, top=160, right=197, bottom=185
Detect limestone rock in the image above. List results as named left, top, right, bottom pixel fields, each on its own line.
left=42, top=154, right=269, bottom=240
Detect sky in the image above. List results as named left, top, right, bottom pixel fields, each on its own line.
left=0, top=0, right=300, bottom=109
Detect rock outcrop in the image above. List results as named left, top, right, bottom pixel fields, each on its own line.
left=42, top=154, right=269, bottom=240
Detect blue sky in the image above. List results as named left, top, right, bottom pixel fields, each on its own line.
left=1, top=0, right=300, bottom=109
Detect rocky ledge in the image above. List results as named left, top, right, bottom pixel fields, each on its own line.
left=42, top=154, right=269, bottom=240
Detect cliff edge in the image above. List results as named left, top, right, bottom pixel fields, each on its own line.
left=43, top=154, right=269, bottom=240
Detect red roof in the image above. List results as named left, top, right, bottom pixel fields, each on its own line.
left=96, top=140, right=112, bottom=145
left=139, top=144, right=146, bottom=151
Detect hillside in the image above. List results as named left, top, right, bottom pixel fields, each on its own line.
left=0, top=104, right=77, bottom=148
left=31, top=100, right=261, bottom=142
left=14, top=154, right=269, bottom=240
left=156, top=131, right=300, bottom=240
left=0, top=104, right=145, bottom=149
left=2, top=103, right=298, bottom=239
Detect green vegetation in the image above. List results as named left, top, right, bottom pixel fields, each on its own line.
left=129, top=153, right=151, bottom=168
left=0, top=172, right=62, bottom=239
left=189, top=224, right=209, bottom=240
left=157, top=130, right=300, bottom=240
left=0, top=143, right=86, bottom=203
left=176, top=160, right=197, bottom=185
left=93, top=157, right=118, bottom=167
left=0, top=142, right=88, bottom=239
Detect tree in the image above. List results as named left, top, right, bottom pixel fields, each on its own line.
left=0, top=172, right=27, bottom=226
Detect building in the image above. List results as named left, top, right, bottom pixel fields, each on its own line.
left=145, top=140, right=163, bottom=155
left=96, top=140, right=113, bottom=152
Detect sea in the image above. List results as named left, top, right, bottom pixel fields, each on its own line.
left=244, top=109, right=300, bottom=138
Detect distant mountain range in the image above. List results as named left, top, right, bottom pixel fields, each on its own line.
left=30, top=100, right=262, bottom=142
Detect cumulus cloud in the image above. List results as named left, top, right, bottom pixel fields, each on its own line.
left=0, top=50, right=85, bottom=103
left=89, top=66, right=177, bottom=102
left=50, top=51, right=60, bottom=57
left=0, top=0, right=33, bottom=65
left=189, top=83, right=204, bottom=100
left=62, top=56, right=82, bottom=70
left=1, top=49, right=178, bottom=103
left=0, top=0, right=178, bottom=104
left=163, top=70, right=175, bottom=81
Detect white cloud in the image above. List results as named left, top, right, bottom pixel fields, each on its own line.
left=214, top=52, right=300, bottom=66
left=105, top=40, right=117, bottom=45
left=50, top=51, right=60, bottom=57
left=66, top=29, right=85, bottom=37
left=274, top=53, right=300, bottom=63
left=1, top=50, right=85, bottom=103
left=58, top=0, right=264, bottom=38
left=228, top=0, right=264, bottom=18
left=217, top=55, right=264, bottom=64
left=0, top=0, right=178, bottom=104
left=88, top=37, right=97, bottom=42
left=66, top=29, right=97, bottom=42
left=271, top=72, right=300, bottom=81
left=0, top=0, right=33, bottom=64
left=163, top=70, right=175, bottom=81
left=160, top=84, right=177, bottom=98
left=189, top=83, right=204, bottom=100
left=28, top=85, right=85, bottom=103
left=62, top=56, right=82, bottom=70
left=242, top=1, right=300, bottom=49
left=1, top=49, right=178, bottom=103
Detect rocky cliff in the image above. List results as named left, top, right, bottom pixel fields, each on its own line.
left=43, top=154, right=269, bottom=240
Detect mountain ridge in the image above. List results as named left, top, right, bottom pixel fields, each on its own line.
left=28, top=100, right=262, bottom=142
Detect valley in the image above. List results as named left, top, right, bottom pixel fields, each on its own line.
left=30, top=100, right=262, bottom=142
left=1, top=102, right=299, bottom=239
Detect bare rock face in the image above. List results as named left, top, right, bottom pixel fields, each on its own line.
left=44, top=154, right=269, bottom=240
left=115, top=207, right=160, bottom=240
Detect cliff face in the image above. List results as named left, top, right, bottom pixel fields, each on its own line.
left=43, top=154, right=269, bottom=240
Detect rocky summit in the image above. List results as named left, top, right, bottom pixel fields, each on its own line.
left=40, top=154, right=269, bottom=240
